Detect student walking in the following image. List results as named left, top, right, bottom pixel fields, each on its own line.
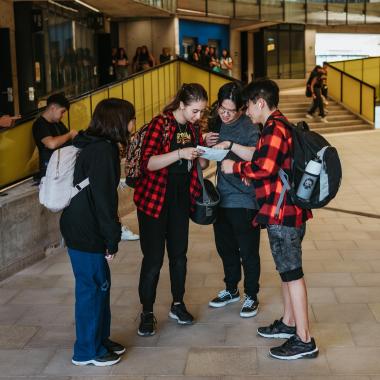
left=222, top=79, right=318, bottom=360
left=208, top=82, right=261, bottom=318
left=60, top=98, right=136, bottom=366
left=134, top=83, right=209, bottom=336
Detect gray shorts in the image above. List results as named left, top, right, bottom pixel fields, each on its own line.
left=266, top=224, right=306, bottom=275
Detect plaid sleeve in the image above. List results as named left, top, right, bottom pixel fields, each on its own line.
left=233, top=124, right=286, bottom=180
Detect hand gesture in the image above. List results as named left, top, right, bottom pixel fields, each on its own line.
left=204, top=132, right=219, bottom=147
left=179, top=147, right=201, bottom=160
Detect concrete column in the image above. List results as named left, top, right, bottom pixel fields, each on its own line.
left=230, top=29, right=241, bottom=80
left=0, top=0, right=20, bottom=114
left=247, top=32, right=254, bottom=83
left=305, top=27, right=316, bottom=75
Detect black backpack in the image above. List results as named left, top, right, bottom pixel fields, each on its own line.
left=274, top=119, right=342, bottom=215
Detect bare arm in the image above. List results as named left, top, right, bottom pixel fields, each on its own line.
left=214, top=140, right=255, bottom=161
left=41, top=130, right=77, bottom=150
left=147, top=147, right=201, bottom=171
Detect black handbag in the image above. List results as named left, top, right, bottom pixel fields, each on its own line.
left=190, top=162, right=220, bottom=225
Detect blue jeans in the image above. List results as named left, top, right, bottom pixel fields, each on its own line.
left=68, top=248, right=111, bottom=361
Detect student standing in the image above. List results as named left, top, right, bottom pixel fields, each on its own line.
left=222, top=79, right=318, bottom=360
left=134, top=83, right=208, bottom=336
left=60, top=98, right=135, bottom=366
left=208, top=82, right=261, bottom=318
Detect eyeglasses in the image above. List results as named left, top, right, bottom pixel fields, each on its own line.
left=218, top=104, right=237, bottom=116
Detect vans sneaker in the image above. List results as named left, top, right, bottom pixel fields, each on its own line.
left=72, top=351, right=120, bottom=366
left=137, top=312, right=157, bottom=336
left=169, top=302, right=194, bottom=325
left=269, top=334, right=319, bottom=360
left=257, top=318, right=296, bottom=339
left=102, top=338, right=126, bottom=355
left=240, top=295, right=259, bottom=318
left=320, top=117, right=328, bottom=123
left=121, top=226, right=139, bottom=241
left=209, top=289, right=240, bottom=308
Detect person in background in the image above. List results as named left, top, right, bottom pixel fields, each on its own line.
left=209, top=47, right=221, bottom=72
left=139, top=45, right=155, bottom=70
left=191, top=44, right=202, bottom=64
left=0, top=113, right=21, bottom=128
left=159, top=47, right=171, bottom=64
left=201, top=45, right=211, bottom=68
left=222, top=79, right=318, bottom=361
left=32, top=93, right=77, bottom=180
left=115, top=47, right=129, bottom=80
left=208, top=82, right=261, bottom=318
left=110, top=47, right=118, bottom=80
left=321, top=62, right=329, bottom=106
left=60, top=98, right=136, bottom=367
left=306, top=66, right=328, bottom=123
left=134, top=83, right=209, bottom=337
left=132, top=47, right=142, bottom=73
left=220, top=49, right=233, bottom=76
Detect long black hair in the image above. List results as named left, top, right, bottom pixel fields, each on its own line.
left=87, top=98, right=135, bottom=145
left=163, top=83, right=208, bottom=113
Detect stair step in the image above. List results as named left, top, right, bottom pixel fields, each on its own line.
left=288, top=115, right=358, bottom=122
left=308, top=120, right=367, bottom=128
left=286, top=109, right=351, bottom=117
left=317, top=125, right=373, bottom=134
left=280, top=105, right=342, bottom=112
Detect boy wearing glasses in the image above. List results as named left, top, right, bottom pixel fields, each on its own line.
left=222, top=79, right=318, bottom=360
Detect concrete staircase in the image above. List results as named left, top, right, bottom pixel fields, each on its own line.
left=279, top=94, right=373, bottom=134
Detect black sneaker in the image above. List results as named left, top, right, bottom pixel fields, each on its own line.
left=269, top=334, right=319, bottom=360
left=137, top=312, right=157, bottom=336
left=209, top=289, right=240, bottom=308
left=102, top=338, right=126, bottom=355
left=72, top=351, right=120, bottom=366
left=240, top=295, right=259, bottom=318
left=169, top=302, right=194, bottom=325
left=257, top=318, right=296, bottom=339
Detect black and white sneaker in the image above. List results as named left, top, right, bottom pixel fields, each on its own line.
left=72, top=351, right=120, bottom=366
left=137, top=312, right=157, bottom=336
left=269, top=335, right=319, bottom=360
left=240, top=295, right=259, bottom=318
left=257, top=318, right=296, bottom=339
left=209, top=289, right=240, bottom=308
left=169, top=302, right=194, bottom=325
left=102, top=338, right=126, bottom=355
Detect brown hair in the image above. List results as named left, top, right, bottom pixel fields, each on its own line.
left=87, top=98, right=135, bottom=145
left=163, top=83, right=208, bottom=113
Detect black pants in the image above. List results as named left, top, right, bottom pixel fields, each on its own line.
left=213, top=207, right=261, bottom=299
left=138, top=174, right=190, bottom=312
left=308, top=87, right=325, bottom=117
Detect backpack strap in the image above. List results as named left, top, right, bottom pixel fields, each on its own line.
left=71, top=177, right=90, bottom=198
left=196, top=162, right=211, bottom=204
left=275, top=169, right=291, bottom=218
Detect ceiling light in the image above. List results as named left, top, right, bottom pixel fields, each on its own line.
left=48, top=0, right=79, bottom=13
left=74, top=0, right=100, bottom=13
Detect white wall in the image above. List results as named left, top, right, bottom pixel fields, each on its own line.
left=230, top=29, right=241, bottom=80
left=119, top=18, right=176, bottom=66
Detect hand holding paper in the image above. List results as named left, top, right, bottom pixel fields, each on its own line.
left=197, top=145, right=229, bottom=161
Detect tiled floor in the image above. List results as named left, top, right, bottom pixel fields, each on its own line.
left=1, top=129, right=380, bottom=379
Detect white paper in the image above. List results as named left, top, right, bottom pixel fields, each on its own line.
left=197, top=145, right=229, bottom=161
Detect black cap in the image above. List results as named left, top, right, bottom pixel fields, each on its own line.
left=46, top=93, right=70, bottom=110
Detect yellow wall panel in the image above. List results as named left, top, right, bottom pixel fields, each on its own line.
left=344, top=60, right=363, bottom=81
left=91, top=90, right=108, bottom=112
left=342, top=76, right=360, bottom=114
left=327, top=67, right=342, bottom=101
left=151, top=69, right=160, bottom=117
left=210, top=75, right=231, bottom=105
left=109, top=84, right=123, bottom=99
left=362, top=84, right=375, bottom=122
left=179, top=61, right=210, bottom=102
left=123, top=81, right=134, bottom=105
left=330, top=61, right=344, bottom=71
left=133, top=76, right=145, bottom=129
left=164, top=65, right=171, bottom=104
left=143, top=72, right=153, bottom=123
left=0, top=120, right=38, bottom=186
left=69, top=97, right=92, bottom=131
left=158, top=67, right=166, bottom=110
left=363, top=58, right=380, bottom=99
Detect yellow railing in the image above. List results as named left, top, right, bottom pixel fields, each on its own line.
left=329, top=57, right=380, bottom=101
left=326, top=62, right=376, bottom=124
left=0, top=59, right=231, bottom=188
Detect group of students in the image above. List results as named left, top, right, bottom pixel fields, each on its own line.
left=190, top=45, right=233, bottom=76
left=33, top=78, right=319, bottom=367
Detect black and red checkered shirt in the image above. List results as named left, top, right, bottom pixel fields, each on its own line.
left=134, top=112, right=203, bottom=218
left=233, top=110, right=312, bottom=227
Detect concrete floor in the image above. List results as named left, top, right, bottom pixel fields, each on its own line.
left=1, top=129, right=380, bottom=379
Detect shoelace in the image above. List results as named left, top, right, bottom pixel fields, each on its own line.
left=242, top=296, right=254, bottom=308
left=218, top=289, right=233, bottom=298
left=142, top=313, right=157, bottom=327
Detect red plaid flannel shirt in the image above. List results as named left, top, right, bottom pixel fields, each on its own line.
left=233, top=110, right=312, bottom=227
left=134, top=112, right=203, bottom=218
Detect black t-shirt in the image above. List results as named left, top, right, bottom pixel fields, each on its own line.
left=32, top=115, right=71, bottom=177
left=169, top=123, right=194, bottom=174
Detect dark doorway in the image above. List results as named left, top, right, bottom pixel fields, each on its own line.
left=0, top=28, right=15, bottom=115
left=240, top=32, right=248, bottom=83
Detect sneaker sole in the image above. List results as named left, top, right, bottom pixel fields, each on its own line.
left=269, top=347, right=319, bottom=360
left=209, top=297, right=240, bottom=308
left=168, top=311, right=194, bottom=325
left=240, top=307, right=259, bottom=318
left=137, top=330, right=156, bottom=337
left=72, top=357, right=120, bottom=366
left=257, top=330, right=295, bottom=339
left=121, top=236, right=139, bottom=241
left=113, top=348, right=126, bottom=355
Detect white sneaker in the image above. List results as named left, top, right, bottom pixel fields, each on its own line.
left=305, top=113, right=313, bottom=120
left=121, top=226, right=139, bottom=241
left=320, top=117, right=328, bottom=123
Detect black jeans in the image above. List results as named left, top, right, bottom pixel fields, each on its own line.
left=308, top=87, right=325, bottom=117
left=138, top=174, right=190, bottom=312
left=213, top=207, right=261, bottom=299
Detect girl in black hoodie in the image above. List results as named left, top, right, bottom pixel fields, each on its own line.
left=60, top=98, right=135, bottom=367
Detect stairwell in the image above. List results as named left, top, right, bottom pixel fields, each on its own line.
left=279, top=94, right=373, bottom=134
